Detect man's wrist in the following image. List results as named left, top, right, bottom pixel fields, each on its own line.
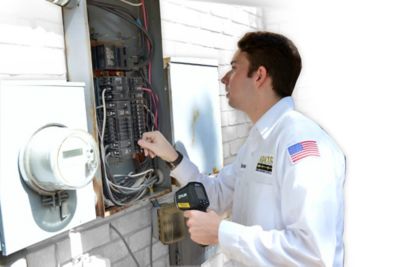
left=166, top=150, right=183, bottom=170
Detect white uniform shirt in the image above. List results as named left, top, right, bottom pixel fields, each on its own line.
left=171, top=97, right=346, bottom=267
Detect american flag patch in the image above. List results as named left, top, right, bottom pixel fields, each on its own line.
left=288, top=140, right=320, bottom=163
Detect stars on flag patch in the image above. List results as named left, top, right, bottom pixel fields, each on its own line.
left=288, top=140, right=320, bottom=164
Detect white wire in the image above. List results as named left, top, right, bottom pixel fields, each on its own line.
left=119, top=0, right=142, bottom=7
left=109, top=181, right=145, bottom=192
left=101, top=88, right=108, bottom=142
left=97, top=86, right=158, bottom=205
left=109, top=176, right=157, bottom=191
left=113, top=168, right=154, bottom=178
left=111, top=174, right=150, bottom=190
left=142, top=104, right=156, bottom=128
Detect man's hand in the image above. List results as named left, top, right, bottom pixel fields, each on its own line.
left=184, top=209, right=221, bottom=245
left=137, top=131, right=178, bottom=162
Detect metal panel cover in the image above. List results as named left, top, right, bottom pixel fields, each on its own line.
left=168, top=58, right=223, bottom=174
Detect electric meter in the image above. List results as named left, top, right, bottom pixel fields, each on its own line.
left=19, top=125, right=99, bottom=195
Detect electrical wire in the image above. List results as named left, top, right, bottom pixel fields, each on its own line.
left=98, top=89, right=158, bottom=206
left=110, top=224, right=140, bottom=267
left=150, top=200, right=160, bottom=267
left=140, top=0, right=152, bottom=84
left=90, top=1, right=159, bottom=129
left=119, top=0, right=142, bottom=7
left=101, top=88, right=108, bottom=142
left=113, top=168, right=154, bottom=179
left=89, top=3, right=149, bottom=44
left=140, top=87, right=159, bottom=129
left=142, top=104, right=156, bottom=131
left=90, top=0, right=161, bottom=206
left=87, top=0, right=153, bottom=68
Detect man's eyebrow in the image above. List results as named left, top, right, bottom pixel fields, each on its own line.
left=230, top=60, right=237, bottom=65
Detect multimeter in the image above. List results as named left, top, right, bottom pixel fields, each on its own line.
left=175, top=182, right=210, bottom=212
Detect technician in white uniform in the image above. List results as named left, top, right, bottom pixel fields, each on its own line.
left=139, top=31, right=345, bottom=267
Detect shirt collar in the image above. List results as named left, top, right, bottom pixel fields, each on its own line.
left=252, top=96, right=295, bottom=139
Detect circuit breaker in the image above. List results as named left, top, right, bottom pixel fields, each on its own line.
left=0, top=81, right=98, bottom=256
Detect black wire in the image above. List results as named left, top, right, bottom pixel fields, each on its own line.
left=87, top=1, right=153, bottom=68
left=150, top=200, right=160, bottom=267
left=90, top=0, right=157, bottom=206
left=139, top=68, right=159, bottom=130
left=88, top=3, right=151, bottom=46
left=110, top=224, right=140, bottom=267
left=101, top=144, right=152, bottom=206
left=150, top=208, right=153, bottom=267
left=139, top=67, right=152, bottom=88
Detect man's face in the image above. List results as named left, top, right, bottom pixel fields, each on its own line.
left=221, top=50, right=254, bottom=111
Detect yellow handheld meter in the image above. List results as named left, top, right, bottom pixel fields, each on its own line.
left=175, top=182, right=209, bottom=212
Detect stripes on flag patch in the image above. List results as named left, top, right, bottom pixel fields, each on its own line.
left=288, top=140, right=320, bottom=163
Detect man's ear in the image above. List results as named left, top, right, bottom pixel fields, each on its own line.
left=255, top=65, right=269, bottom=87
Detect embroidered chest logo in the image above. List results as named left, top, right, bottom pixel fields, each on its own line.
left=256, top=155, right=273, bottom=174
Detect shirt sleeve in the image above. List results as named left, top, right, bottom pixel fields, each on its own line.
left=170, top=156, right=238, bottom=214
left=218, top=146, right=345, bottom=266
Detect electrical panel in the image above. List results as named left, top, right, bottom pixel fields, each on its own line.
left=0, top=81, right=98, bottom=256
left=61, top=0, right=172, bottom=213
left=83, top=0, right=171, bottom=209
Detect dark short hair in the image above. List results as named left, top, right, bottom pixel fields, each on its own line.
left=238, top=31, right=302, bottom=97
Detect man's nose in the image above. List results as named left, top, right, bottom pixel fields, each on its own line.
left=221, top=71, right=230, bottom=85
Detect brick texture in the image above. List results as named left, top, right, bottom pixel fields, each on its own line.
left=0, top=0, right=66, bottom=80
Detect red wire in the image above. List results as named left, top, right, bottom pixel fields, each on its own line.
left=141, top=87, right=159, bottom=129
left=140, top=1, right=157, bottom=129
left=140, top=0, right=152, bottom=85
left=140, top=0, right=148, bottom=30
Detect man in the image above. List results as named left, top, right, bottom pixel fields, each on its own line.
left=138, top=31, right=345, bottom=266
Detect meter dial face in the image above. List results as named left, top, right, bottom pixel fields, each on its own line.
left=19, top=125, right=99, bottom=195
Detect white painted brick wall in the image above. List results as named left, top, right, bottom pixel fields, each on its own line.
left=18, top=201, right=168, bottom=267
left=0, top=0, right=66, bottom=80
left=26, top=246, right=56, bottom=267
left=160, top=0, right=265, bottom=164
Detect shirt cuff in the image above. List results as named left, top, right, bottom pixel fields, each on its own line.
left=218, top=220, right=245, bottom=257
left=169, top=156, right=199, bottom=185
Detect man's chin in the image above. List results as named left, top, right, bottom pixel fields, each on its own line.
left=227, top=99, right=235, bottom=108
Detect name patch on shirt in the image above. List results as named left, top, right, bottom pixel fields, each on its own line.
left=256, top=155, right=273, bottom=174
left=288, top=140, right=320, bottom=164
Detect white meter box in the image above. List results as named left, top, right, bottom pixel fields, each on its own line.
left=0, top=81, right=98, bottom=255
